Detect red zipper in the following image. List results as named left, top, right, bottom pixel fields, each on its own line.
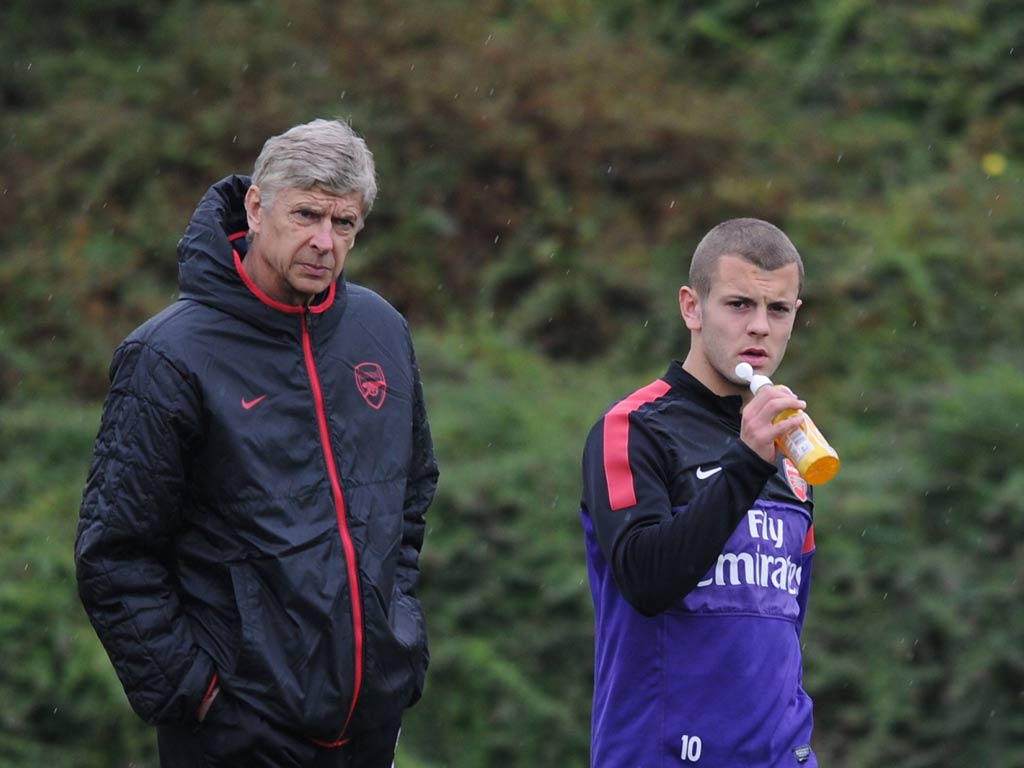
left=302, top=311, right=364, bottom=746
left=231, top=241, right=359, bottom=744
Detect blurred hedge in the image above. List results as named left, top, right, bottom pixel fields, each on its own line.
left=2, top=1, right=1023, bottom=766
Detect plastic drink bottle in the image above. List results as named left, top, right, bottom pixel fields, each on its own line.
left=735, top=362, right=840, bottom=485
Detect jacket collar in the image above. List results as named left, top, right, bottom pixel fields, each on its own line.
left=176, top=175, right=347, bottom=338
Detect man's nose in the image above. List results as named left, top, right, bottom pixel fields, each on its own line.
left=748, top=306, right=770, bottom=336
left=309, top=221, right=335, bottom=252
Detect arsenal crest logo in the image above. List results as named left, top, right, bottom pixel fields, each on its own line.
left=354, top=362, right=387, bottom=410
left=784, top=458, right=809, bottom=502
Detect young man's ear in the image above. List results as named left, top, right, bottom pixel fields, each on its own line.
left=678, top=286, right=702, bottom=331
left=244, top=185, right=263, bottom=234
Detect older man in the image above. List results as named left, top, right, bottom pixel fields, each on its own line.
left=76, top=119, right=439, bottom=768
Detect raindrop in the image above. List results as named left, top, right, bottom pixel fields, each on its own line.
left=494, top=235, right=500, bottom=244
left=669, top=200, right=675, bottom=208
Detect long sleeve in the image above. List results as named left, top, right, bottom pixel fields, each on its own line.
left=395, top=337, right=439, bottom=597
left=582, top=403, right=776, bottom=616
left=75, top=341, right=215, bottom=725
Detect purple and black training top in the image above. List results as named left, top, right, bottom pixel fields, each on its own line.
left=580, top=362, right=817, bottom=767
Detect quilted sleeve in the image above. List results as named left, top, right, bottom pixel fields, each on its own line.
left=75, top=340, right=215, bottom=725
left=395, top=334, right=439, bottom=598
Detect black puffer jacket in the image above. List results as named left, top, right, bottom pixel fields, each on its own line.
left=75, top=175, right=439, bottom=743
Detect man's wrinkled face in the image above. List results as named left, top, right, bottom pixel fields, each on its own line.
left=679, top=254, right=802, bottom=398
left=244, top=185, right=364, bottom=306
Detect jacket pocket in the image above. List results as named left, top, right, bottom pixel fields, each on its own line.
left=225, top=538, right=358, bottom=740
left=351, top=583, right=429, bottom=733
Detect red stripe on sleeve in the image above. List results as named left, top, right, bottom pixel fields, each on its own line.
left=802, top=524, right=815, bottom=554
left=603, top=379, right=672, bottom=511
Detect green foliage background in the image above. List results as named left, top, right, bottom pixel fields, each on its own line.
left=3, top=1, right=1023, bottom=765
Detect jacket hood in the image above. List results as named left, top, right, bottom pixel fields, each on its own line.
left=176, top=174, right=346, bottom=337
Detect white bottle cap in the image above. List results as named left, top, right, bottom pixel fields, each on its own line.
left=735, top=362, right=774, bottom=394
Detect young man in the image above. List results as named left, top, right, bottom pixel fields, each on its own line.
left=76, top=119, right=439, bottom=767
left=580, top=218, right=819, bottom=767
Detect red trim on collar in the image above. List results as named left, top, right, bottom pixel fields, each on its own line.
left=230, top=232, right=335, bottom=314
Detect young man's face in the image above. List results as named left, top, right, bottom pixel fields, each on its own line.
left=679, top=254, right=802, bottom=398
left=243, top=185, right=364, bottom=306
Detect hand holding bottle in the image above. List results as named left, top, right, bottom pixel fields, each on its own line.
left=735, top=362, right=840, bottom=485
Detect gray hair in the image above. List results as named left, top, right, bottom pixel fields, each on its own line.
left=252, top=118, right=378, bottom=215
left=689, top=218, right=804, bottom=298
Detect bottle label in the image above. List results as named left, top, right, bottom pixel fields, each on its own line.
left=783, top=425, right=815, bottom=463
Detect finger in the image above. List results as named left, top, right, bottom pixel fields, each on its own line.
left=771, top=411, right=805, bottom=438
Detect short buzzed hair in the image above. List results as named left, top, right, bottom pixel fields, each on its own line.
left=689, top=218, right=804, bottom=298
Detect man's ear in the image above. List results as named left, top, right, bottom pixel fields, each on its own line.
left=785, top=297, right=803, bottom=340
left=244, top=185, right=263, bottom=234
left=679, top=286, right=702, bottom=331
